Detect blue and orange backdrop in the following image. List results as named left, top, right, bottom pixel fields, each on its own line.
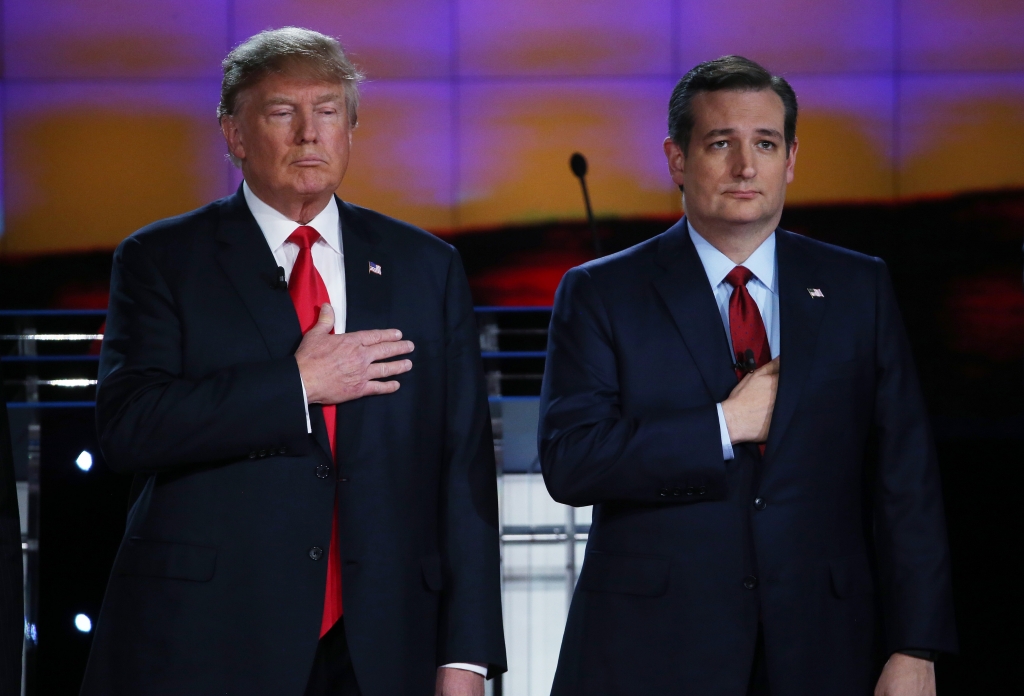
left=0, top=1, right=1022, bottom=693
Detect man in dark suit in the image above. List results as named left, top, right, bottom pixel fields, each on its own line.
left=0, top=360, right=24, bottom=696
left=82, top=28, right=505, bottom=696
left=540, top=56, right=956, bottom=695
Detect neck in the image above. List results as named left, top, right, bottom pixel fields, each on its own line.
left=686, top=213, right=779, bottom=264
left=244, top=178, right=333, bottom=225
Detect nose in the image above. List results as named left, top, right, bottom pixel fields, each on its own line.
left=294, top=108, right=318, bottom=144
left=732, top=146, right=756, bottom=180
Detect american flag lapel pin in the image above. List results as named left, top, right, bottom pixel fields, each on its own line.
left=807, top=288, right=824, bottom=298
left=368, top=261, right=382, bottom=276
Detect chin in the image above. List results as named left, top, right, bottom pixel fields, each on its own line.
left=717, top=205, right=768, bottom=225
left=291, top=175, right=340, bottom=198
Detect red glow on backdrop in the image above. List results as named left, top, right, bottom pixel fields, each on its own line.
left=468, top=250, right=591, bottom=306
left=945, top=274, right=1024, bottom=363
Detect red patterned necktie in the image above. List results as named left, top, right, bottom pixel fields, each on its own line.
left=725, top=266, right=771, bottom=454
left=286, top=225, right=343, bottom=637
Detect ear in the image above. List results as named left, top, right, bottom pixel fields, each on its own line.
left=785, top=136, right=799, bottom=184
left=221, top=115, right=246, bottom=162
left=663, top=137, right=687, bottom=189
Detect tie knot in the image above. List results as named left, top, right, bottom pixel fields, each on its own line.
left=725, top=266, right=754, bottom=289
left=287, top=225, right=321, bottom=250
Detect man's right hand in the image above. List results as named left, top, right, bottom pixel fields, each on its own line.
left=721, top=357, right=780, bottom=444
left=294, top=303, right=414, bottom=405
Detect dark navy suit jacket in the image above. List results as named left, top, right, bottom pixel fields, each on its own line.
left=540, top=220, right=956, bottom=695
left=81, top=189, right=506, bottom=696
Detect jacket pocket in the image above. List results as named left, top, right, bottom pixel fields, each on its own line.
left=577, top=551, right=670, bottom=597
left=421, top=553, right=443, bottom=592
left=116, top=538, right=218, bottom=582
left=829, top=556, right=874, bottom=599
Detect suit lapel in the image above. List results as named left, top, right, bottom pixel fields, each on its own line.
left=215, top=189, right=303, bottom=359
left=763, top=229, right=827, bottom=461
left=650, top=219, right=738, bottom=403
left=334, top=199, right=392, bottom=466
left=215, top=188, right=335, bottom=460
left=338, top=199, right=392, bottom=335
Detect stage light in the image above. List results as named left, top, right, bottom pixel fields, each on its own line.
left=74, top=614, right=92, bottom=633
left=76, top=451, right=93, bottom=472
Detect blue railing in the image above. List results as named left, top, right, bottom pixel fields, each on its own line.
left=1, top=307, right=552, bottom=408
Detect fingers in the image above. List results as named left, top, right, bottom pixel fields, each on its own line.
left=756, top=356, right=781, bottom=375
left=375, top=359, right=412, bottom=380
left=356, top=328, right=403, bottom=346
left=367, top=339, right=415, bottom=361
left=363, top=379, right=401, bottom=396
left=311, top=303, right=335, bottom=332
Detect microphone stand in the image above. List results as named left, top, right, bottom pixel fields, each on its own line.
left=570, top=153, right=602, bottom=258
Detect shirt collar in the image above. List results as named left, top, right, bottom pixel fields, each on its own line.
left=243, top=180, right=342, bottom=254
left=687, top=219, right=777, bottom=294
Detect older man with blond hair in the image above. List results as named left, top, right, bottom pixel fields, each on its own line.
left=82, top=27, right=505, bottom=696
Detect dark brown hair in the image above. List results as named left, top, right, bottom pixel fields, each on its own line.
left=668, top=55, right=798, bottom=154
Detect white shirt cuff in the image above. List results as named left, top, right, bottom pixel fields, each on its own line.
left=299, top=376, right=312, bottom=434
left=441, top=663, right=488, bottom=677
left=716, top=403, right=735, bottom=461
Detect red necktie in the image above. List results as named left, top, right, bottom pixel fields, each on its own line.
left=725, top=266, right=771, bottom=454
left=286, top=225, right=343, bottom=637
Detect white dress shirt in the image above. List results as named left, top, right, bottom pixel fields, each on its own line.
left=242, top=182, right=487, bottom=679
left=687, top=221, right=780, bottom=461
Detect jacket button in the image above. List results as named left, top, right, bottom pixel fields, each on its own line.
left=753, top=497, right=766, bottom=510
left=259, top=449, right=267, bottom=458
left=309, top=547, right=323, bottom=561
left=686, top=487, right=694, bottom=496
left=743, top=575, right=758, bottom=590
left=248, top=452, right=257, bottom=460
left=672, top=487, right=682, bottom=496
left=698, top=486, right=706, bottom=496
left=279, top=447, right=287, bottom=454
left=658, top=488, right=669, bottom=497
left=316, top=465, right=330, bottom=479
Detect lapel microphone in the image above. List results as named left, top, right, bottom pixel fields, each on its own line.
left=734, top=348, right=757, bottom=374
left=268, top=264, right=288, bottom=288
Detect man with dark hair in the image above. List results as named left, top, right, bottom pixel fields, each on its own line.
left=0, top=360, right=24, bottom=696
left=81, top=27, right=505, bottom=696
left=540, top=55, right=956, bottom=695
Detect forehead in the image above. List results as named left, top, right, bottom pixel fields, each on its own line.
left=245, top=71, right=346, bottom=104
left=690, top=89, right=785, bottom=133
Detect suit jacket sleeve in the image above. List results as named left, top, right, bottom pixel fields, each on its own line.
left=436, top=250, right=507, bottom=676
left=96, top=235, right=310, bottom=473
left=539, top=266, right=726, bottom=507
left=0, top=360, right=24, bottom=696
left=871, top=259, right=958, bottom=655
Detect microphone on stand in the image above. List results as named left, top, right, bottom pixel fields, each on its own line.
left=570, top=152, right=602, bottom=258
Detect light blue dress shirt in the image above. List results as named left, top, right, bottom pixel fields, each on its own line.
left=687, top=221, right=780, bottom=461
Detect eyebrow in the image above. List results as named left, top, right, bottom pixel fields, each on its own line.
left=703, top=127, right=784, bottom=139
left=262, top=93, right=344, bottom=107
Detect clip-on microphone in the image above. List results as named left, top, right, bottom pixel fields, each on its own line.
left=734, top=348, right=757, bottom=374
left=275, top=266, right=287, bottom=291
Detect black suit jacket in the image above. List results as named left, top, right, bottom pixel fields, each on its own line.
left=81, top=189, right=506, bottom=696
left=0, top=360, right=24, bottom=696
left=540, top=220, right=956, bottom=695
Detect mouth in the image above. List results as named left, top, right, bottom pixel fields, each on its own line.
left=724, top=190, right=759, bottom=199
left=292, top=157, right=327, bottom=167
